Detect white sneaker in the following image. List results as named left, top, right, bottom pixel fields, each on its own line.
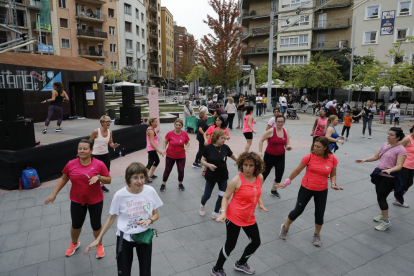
left=362, top=134, right=365, bottom=138
left=369, top=136, right=372, bottom=139
left=393, top=200, right=409, bottom=208
left=345, top=137, right=348, bottom=141
left=375, top=220, right=391, bottom=231
left=199, top=204, right=206, bottom=216
left=211, top=211, right=219, bottom=220
left=373, top=214, right=383, bottom=222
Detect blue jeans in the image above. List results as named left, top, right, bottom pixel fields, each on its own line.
left=201, top=180, right=227, bottom=213
left=281, top=106, right=287, bottom=113
left=256, top=103, right=262, bottom=116
left=389, top=112, right=395, bottom=125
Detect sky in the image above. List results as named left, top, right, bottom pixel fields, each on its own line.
left=161, top=0, right=216, bottom=42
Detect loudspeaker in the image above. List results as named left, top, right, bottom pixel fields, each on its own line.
left=0, top=120, right=36, bottom=150
left=122, top=86, right=135, bottom=107
left=0, top=89, right=25, bottom=121
left=120, top=106, right=141, bottom=125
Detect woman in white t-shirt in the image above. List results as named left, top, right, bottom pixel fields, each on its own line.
left=256, top=93, right=263, bottom=117
left=279, top=94, right=287, bottom=116
left=84, top=162, right=163, bottom=276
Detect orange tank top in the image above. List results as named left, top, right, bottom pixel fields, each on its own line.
left=226, top=173, right=262, bottom=226
left=404, top=135, right=414, bottom=169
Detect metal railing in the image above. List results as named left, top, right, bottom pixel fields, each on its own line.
left=149, top=17, right=158, bottom=24
left=311, top=40, right=349, bottom=49
left=76, top=29, right=108, bottom=39
left=244, top=46, right=276, bottom=54
left=148, top=3, right=157, bottom=11
left=79, top=49, right=108, bottom=58
left=252, top=25, right=278, bottom=35
left=313, top=18, right=350, bottom=29
left=241, top=7, right=274, bottom=19
left=315, top=0, right=351, bottom=8
left=150, top=58, right=159, bottom=63
left=149, top=30, right=157, bottom=37
left=76, top=13, right=107, bottom=21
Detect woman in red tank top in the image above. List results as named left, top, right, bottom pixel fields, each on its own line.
left=259, top=115, right=292, bottom=199
left=211, top=152, right=268, bottom=276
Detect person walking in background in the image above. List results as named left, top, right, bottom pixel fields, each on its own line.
left=341, top=110, right=353, bottom=140
left=256, top=92, right=263, bottom=117
left=208, top=100, right=216, bottom=115
left=311, top=108, right=328, bottom=145
left=266, top=108, right=281, bottom=131
left=236, top=95, right=245, bottom=129
left=183, top=101, right=194, bottom=132
left=193, top=111, right=209, bottom=169
left=145, top=117, right=163, bottom=183
left=41, top=82, right=69, bottom=133
left=394, top=105, right=401, bottom=127
left=357, top=101, right=374, bottom=139
left=89, top=115, right=119, bottom=192
left=379, top=103, right=386, bottom=122
left=161, top=119, right=190, bottom=192
left=225, top=97, right=237, bottom=130
left=313, top=100, right=321, bottom=116
left=388, top=99, right=399, bottom=125
left=279, top=93, right=287, bottom=117
left=213, top=104, right=228, bottom=122
left=262, top=95, right=267, bottom=115
left=224, top=94, right=232, bottom=107
left=243, top=106, right=258, bottom=152
left=213, top=92, right=218, bottom=104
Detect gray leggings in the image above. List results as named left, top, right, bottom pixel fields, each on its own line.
left=237, top=110, right=244, bottom=127
left=45, top=105, right=63, bottom=126
left=362, top=116, right=373, bottom=136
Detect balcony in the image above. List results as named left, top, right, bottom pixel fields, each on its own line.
left=150, top=45, right=158, bottom=52
left=15, top=0, right=41, bottom=9
left=313, top=18, right=350, bottom=30
left=148, top=3, right=157, bottom=12
left=241, top=8, right=271, bottom=20
left=150, top=58, right=159, bottom=64
left=315, top=0, right=351, bottom=9
left=150, top=71, right=160, bottom=77
left=76, top=0, right=106, bottom=5
left=32, top=21, right=52, bottom=32
left=75, top=13, right=107, bottom=23
left=79, top=49, right=108, bottom=59
left=149, top=30, right=158, bottom=39
left=76, top=29, right=108, bottom=40
left=311, top=40, right=349, bottom=51
left=148, top=17, right=158, bottom=26
left=244, top=46, right=276, bottom=55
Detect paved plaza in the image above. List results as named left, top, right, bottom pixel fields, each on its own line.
left=1, top=112, right=414, bottom=276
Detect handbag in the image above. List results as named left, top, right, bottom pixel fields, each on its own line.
left=131, top=228, right=157, bottom=245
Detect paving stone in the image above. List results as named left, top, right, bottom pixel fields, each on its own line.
left=50, top=223, right=71, bottom=241
left=38, top=257, right=65, bottom=276
left=40, top=213, right=61, bottom=228
left=1, top=232, right=28, bottom=252
left=19, top=217, right=41, bottom=233
left=9, top=264, right=38, bottom=276
left=0, top=248, right=25, bottom=272
left=2, top=192, right=20, bottom=203
left=0, top=209, right=24, bottom=224
left=64, top=252, right=92, bottom=276
left=0, top=220, right=21, bottom=237
left=164, top=247, right=198, bottom=273
left=22, top=242, right=49, bottom=266
left=22, top=206, right=42, bottom=219
left=0, top=201, right=18, bottom=213
left=15, top=198, right=36, bottom=210
left=185, top=242, right=216, bottom=266
left=42, top=203, right=61, bottom=216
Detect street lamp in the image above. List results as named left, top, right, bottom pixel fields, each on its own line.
left=132, top=50, right=154, bottom=87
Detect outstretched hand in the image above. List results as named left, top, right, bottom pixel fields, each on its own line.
left=258, top=204, right=268, bottom=212
left=331, top=184, right=344, bottom=190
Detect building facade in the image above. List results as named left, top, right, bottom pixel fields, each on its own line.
left=118, top=0, right=147, bottom=85
left=161, top=6, right=174, bottom=89
left=353, top=0, right=414, bottom=65
left=145, top=0, right=162, bottom=87
left=173, top=23, right=188, bottom=88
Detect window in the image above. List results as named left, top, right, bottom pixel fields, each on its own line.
left=60, top=18, right=68, bottom=28
left=396, top=28, right=409, bottom=42
left=398, top=1, right=412, bottom=16
left=317, top=34, right=326, bottom=48
left=142, top=28, right=145, bottom=37
left=110, top=44, right=116, bottom=53
left=125, top=21, right=131, bottom=32
left=61, top=38, right=70, bottom=49
left=318, top=14, right=327, bottom=28
left=108, top=8, right=114, bottom=18
left=364, top=31, right=378, bottom=44
left=366, top=5, right=380, bottom=19
left=80, top=5, right=85, bottom=13
left=126, top=57, right=133, bottom=66
left=137, top=42, right=140, bottom=52
left=142, top=44, right=145, bottom=53
left=109, top=26, right=115, bottom=35
left=126, top=39, right=133, bottom=50
left=280, top=35, right=308, bottom=47
left=111, top=61, right=117, bottom=68
left=58, top=0, right=66, bottom=8
left=294, top=15, right=309, bottom=26
left=136, top=25, right=139, bottom=35
left=137, top=59, right=141, bottom=69
left=143, top=59, right=146, bottom=68
left=280, top=55, right=307, bottom=65
left=394, top=54, right=406, bottom=64
left=410, top=53, right=414, bottom=65
left=136, top=8, right=139, bottom=19
left=124, top=4, right=131, bottom=15
left=141, top=13, right=144, bottom=23
left=299, top=35, right=308, bottom=46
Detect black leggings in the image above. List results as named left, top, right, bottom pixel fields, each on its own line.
left=195, top=138, right=205, bottom=164
left=146, top=150, right=160, bottom=169
left=116, top=236, right=152, bottom=276
left=163, top=156, right=186, bottom=182
left=70, top=200, right=103, bottom=231
left=375, top=175, right=395, bottom=210
left=263, top=152, right=285, bottom=185
left=341, top=126, right=350, bottom=138
left=215, top=220, right=261, bottom=270
left=227, top=113, right=235, bottom=129
left=401, top=167, right=414, bottom=192
left=362, top=116, right=373, bottom=135
left=93, top=153, right=111, bottom=171
left=201, top=180, right=227, bottom=213
left=288, top=186, right=328, bottom=225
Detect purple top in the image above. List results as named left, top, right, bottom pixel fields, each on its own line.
left=377, top=142, right=406, bottom=178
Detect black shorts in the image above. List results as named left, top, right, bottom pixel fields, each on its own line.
left=394, top=117, right=400, bottom=123
left=243, top=132, right=253, bottom=140
left=70, top=200, right=103, bottom=231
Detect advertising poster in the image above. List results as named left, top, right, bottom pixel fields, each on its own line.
left=0, top=70, right=62, bottom=91
left=148, top=88, right=160, bottom=133
left=194, top=79, right=199, bottom=99
left=380, top=10, right=395, bottom=36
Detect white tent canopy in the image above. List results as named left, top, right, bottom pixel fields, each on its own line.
left=182, top=85, right=189, bottom=88
left=344, top=84, right=413, bottom=92
left=114, top=81, right=141, bottom=87
left=258, top=79, right=292, bottom=89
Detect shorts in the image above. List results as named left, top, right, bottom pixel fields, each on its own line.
left=243, top=132, right=253, bottom=140
left=394, top=117, right=400, bottom=123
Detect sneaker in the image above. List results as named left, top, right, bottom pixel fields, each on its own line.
left=42, top=129, right=47, bottom=134
left=96, top=244, right=105, bottom=259
left=236, top=126, right=240, bottom=129
left=271, top=190, right=281, bottom=198
left=345, top=137, right=348, bottom=141
left=178, top=184, right=185, bottom=191
left=202, top=171, right=206, bottom=178
left=192, top=162, right=202, bottom=169
left=150, top=175, right=158, bottom=179
left=146, top=179, right=153, bottom=184
left=234, top=262, right=255, bottom=275
left=212, top=211, right=219, bottom=220
left=160, top=184, right=166, bottom=192
left=369, top=136, right=372, bottom=139
left=362, top=134, right=365, bottom=138
left=313, top=234, right=322, bottom=247
left=199, top=204, right=206, bottom=216
left=279, top=224, right=288, bottom=240
left=393, top=200, right=409, bottom=208
left=65, top=241, right=81, bottom=257
left=375, top=220, right=392, bottom=231
left=56, top=128, right=62, bottom=132
left=197, top=162, right=202, bottom=167
left=101, top=186, right=110, bottom=193
left=211, top=267, right=226, bottom=276
left=373, top=214, right=383, bottom=222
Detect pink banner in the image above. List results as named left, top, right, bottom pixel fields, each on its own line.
left=148, top=88, right=160, bottom=133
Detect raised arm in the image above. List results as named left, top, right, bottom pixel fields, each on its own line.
left=276, top=161, right=307, bottom=189
left=355, top=151, right=380, bottom=163
left=63, top=91, right=70, bottom=101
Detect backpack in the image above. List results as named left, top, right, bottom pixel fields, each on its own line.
left=21, top=167, right=41, bottom=189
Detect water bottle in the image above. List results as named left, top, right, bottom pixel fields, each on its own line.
left=119, top=149, right=122, bottom=157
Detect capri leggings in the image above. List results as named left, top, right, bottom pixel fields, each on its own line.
left=262, top=152, right=285, bottom=184
left=70, top=200, right=103, bottom=231
left=288, top=186, right=328, bottom=225
left=195, top=138, right=205, bottom=164
left=163, top=156, right=186, bottom=182
left=116, top=236, right=152, bottom=276
left=201, top=180, right=227, bottom=213
left=215, top=219, right=261, bottom=270
left=146, top=150, right=160, bottom=169
left=375, top=175, right=395, bottom=210
left=45, top=105, right=63, bottom=126
left=401, top=167, right=414, bottom=192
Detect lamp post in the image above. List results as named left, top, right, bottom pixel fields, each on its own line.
left=133, top=50, right=154, bottom=87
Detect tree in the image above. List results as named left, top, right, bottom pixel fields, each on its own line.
left=174, top=34, right=198, bottom=84
left=121, top=67, right=137, bottom=82
left=256, top=63, right=279, bottom=86
left=198, top=0, right=249, bottom=95
left=322, top=49, right=351, bottom=81
left=104, top=66, right=128, bottom=83
left=199, top=68, right=212, bottom=87
left=186, top=65, right=204, bottom=83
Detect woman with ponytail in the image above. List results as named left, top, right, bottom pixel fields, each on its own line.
left=325, top=115, right=344, bottom=152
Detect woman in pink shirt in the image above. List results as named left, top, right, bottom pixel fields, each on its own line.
left=242, top=106, right=258, bottom=152
left=146, top=117, right=163, bottom=183
left=396, top=126, right=414, bottom=207
left=44, top=139, right=111, bottom=258
left=161, top=119, right=190, bottom=192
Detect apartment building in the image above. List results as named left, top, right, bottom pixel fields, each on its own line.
left=353, top=0, right=414, bottom=65
left=55, top=0, right=119, bottom=67
left=0, top=0, right=56, bottom=54
left=118, top=0, right=147, bottom=85
left=144, top=0, right=162, bottom=87
left=161, top=6, right=174, bottom=88
left=173, top=23, right=188, bottom=88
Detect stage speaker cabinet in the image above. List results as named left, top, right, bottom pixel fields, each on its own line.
left=0, top=120, right=36, bottom=150
left=122, top=86, right=135, bottom=107
left=0, top=88, right=25, bottom=121
left=120, top=106, right=141, bottom=125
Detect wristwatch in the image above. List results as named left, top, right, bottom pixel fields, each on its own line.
left=219, top=210, right=226, bottom=214
left=97, top=175, right=101, bottom=180
left=331, top=183, right=337, bottom=186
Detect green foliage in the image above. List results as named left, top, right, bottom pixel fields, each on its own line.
left=199, top=68, right=212, bottom=87
left=186, top=65, right=204, bottom=83
left=121, top=67, right=137, bottom=82
left=322, top=49, right=351, bottom=81
left=256, top=63, right=279, bottom=86
left=104, top=66, right=128, bottom=83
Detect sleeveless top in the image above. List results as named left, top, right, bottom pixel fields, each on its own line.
left=146, top=127, right=158, bottom=152
left=328, top=125, right=338, bottom=151
left=226, top=173, right=262, bottom=226
left=403, top=135, right=414, bottom=169
left=266, top=128, right=287, bottom=156
left=242, top=114, right=254, bottom=133
left=51, top=92, right=64, bottom=107
left=93, top=128, right=110, bottom=155
left=314, top=117, right=328, bottom=137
